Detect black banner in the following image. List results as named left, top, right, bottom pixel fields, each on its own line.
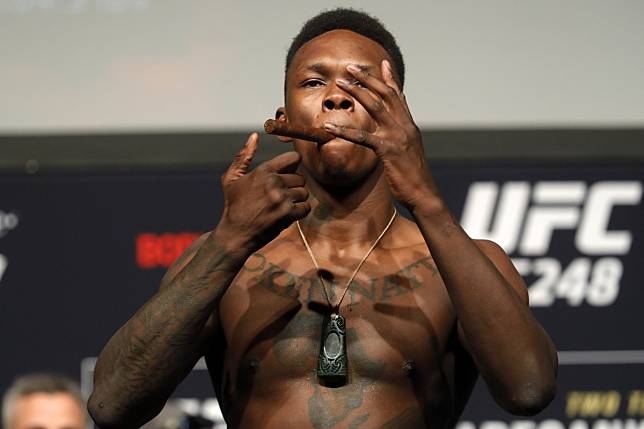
left=1, top=161, right=642, bottom=428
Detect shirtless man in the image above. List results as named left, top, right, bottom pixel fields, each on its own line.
left=88, top=9, right=557, bottom=429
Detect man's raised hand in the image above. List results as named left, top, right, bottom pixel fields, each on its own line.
left=218, top=133, right=310, bottom=255
left=323, top=60, right=438, bottom=211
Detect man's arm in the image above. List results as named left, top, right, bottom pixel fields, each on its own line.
left=88, top=135, right=311, bottom=428
left=322, top=60, right=557, bottom=416
left=87, top=229, right=245, bottom=429
left=412, top=204, right=557, bottom=415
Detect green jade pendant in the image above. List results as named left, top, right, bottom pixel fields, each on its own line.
left=317, top=312, right=347, bottom=386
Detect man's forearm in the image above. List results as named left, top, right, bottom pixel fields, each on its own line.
left=412, top=197, right=557, bottom=414
left=88, top=228, right=249, bottom=428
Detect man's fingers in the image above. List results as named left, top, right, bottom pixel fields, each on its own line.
left=346, top=63, right=404, bottom=111
left=281, top=173, right=305, bottom=188
left=382, top=60, right=412, bottom=119
left=336, top=78, right=395, bottom=126
left=235, top=133, right=259, bottom=170
left=381, top=60, right=402, bottom=95
left=289, top=201, right=312, bottom=220
left=222, top=133, right=259, bottom=184
left=322, top=124, right=380, bottom=151
left=287, top=187, right=309, bottom=203
left=262, top=151, right=302, bottom=174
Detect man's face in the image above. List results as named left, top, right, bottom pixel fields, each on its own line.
left=8, top=393, right=85, bottom=429
left=283, top=29, right=396, bottom=187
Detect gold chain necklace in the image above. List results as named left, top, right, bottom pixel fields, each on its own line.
left=296, top=206, right=397, bottom=386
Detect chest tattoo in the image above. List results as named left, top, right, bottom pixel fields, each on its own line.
left=242, top=255, right=438, bottom=305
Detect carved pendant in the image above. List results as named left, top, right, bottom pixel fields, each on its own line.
left=317, top=313, right=347, bottom=386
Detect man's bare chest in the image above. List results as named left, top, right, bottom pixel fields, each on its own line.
left=218, top=251, right=457, bottom=382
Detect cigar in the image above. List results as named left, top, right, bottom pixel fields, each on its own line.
left=264, top=119, right=335, bottom=144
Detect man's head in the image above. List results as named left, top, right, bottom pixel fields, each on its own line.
left=279, top=8, right=406, bottom=188
left=285, top=8, right=405, bottom=92
left=2, top=373, right=86, bottom=429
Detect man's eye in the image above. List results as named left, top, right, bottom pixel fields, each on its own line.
left=352, top=80, right=367, bottom=88
left=303, top=80, right=324, bottom=87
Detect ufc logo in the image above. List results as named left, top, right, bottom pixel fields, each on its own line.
left=461, top=181, right=642, bottom=256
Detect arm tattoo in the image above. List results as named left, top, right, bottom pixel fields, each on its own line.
left=91, top=239, right=244, bottom=426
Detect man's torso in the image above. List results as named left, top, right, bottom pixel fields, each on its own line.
left=206, top=218, right=479, bottom=429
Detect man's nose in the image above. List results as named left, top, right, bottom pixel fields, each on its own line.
left=323, top=84, right=354, bottom=111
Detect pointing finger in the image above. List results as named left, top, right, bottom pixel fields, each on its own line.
left=222, top=133, right=258, bottom=185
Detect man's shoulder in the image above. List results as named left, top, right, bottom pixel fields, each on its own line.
left=472, top=238, right=506, bottom=254
left=394, top=217, right=512, bottom=257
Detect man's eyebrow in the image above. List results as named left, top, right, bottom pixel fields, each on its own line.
left=305, top=63, right=329, bottom=73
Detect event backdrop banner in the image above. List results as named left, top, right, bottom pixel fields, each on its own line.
left=0, top=159, right=642, bottom=429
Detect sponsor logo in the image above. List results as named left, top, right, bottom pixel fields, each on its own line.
left=458, top=390, right=644, bottom=429
left=461, top=181, right=642, bottom=307
left=457, top=419, right=644, bottom=429
left=135, top=232, right=202, bottom=269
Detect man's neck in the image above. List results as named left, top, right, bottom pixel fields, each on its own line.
left=298, top=167, right=396, bottom=250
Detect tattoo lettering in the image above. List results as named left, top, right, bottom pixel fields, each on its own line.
left=243, top=253, right=266, bottom=272
left=417, top=258, right=439, bottom=276
left=349, top=413, right=370, bottom=428
left=349, top=278, right=378, bottom=302
left=249, top=263, right=312, bottom=300
left=245, top=255, right=439, bottom=306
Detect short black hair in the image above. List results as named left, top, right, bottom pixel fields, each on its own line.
left=285, top=8, right=405, bottom=89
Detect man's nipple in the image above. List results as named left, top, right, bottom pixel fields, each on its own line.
left=402, top=359, right=416, bottom=377
left=249, top=357, right=260, bottom=370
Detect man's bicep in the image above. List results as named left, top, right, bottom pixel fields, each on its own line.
left=456, top=239, right=529, bottom=353
left=474, top=239, right=529, bottom=305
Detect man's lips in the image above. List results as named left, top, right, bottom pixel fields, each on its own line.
left=314, top=120, right=351, bottom=144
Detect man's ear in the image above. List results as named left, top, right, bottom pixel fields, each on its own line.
left=274, top=107, right=292, bottom=142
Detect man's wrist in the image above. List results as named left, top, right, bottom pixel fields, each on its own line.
left=408, top=190, right=448, bottom=218
left=209, top=223, right=255, bottom=264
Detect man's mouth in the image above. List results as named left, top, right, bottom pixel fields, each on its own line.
left=315, top=119, right=353, bottom=146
